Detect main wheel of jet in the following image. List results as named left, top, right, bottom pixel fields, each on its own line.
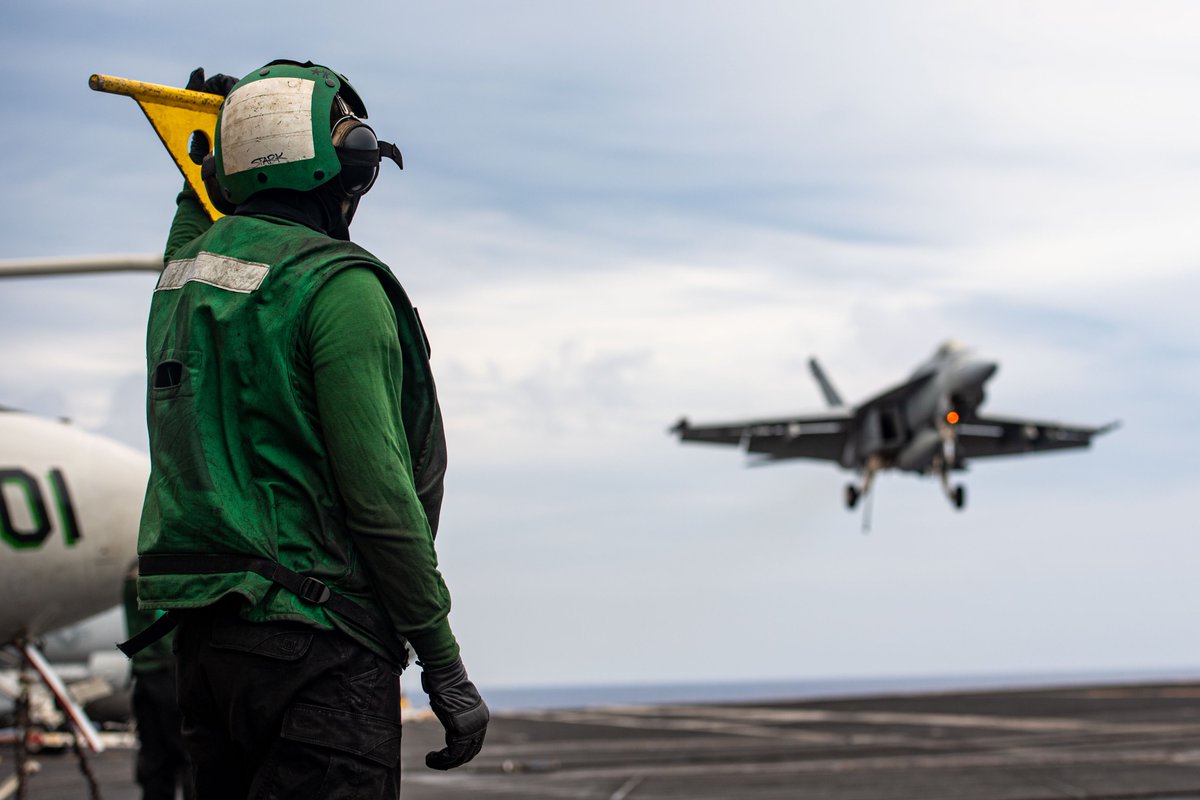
left=845, top=484, right=860, bottom=509
left=952, top=484, right=966, bottom=510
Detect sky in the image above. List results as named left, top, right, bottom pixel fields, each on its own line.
left=1, top=1, right=1198, bottom=693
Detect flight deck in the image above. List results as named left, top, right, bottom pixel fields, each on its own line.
left=9, top=680, right=1200, bottom=799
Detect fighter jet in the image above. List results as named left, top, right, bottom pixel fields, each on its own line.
left=671, top=341, right=1117, bottom=512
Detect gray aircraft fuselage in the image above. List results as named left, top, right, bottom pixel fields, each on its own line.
left=854, top=345, right=996, bottom=472
left=672, top=341, right=1115, bottom=511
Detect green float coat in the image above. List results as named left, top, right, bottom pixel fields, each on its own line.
left=138, top=190, right=458, bottom=667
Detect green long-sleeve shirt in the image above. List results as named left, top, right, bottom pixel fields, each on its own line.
left=305, top=266, right=457, bottom=665
left=123, top=568, right=174, bottom=673
left=152, top=189, right=458, bottom=667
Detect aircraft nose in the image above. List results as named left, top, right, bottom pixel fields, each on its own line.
left=959, top=360, right=998, bottom=386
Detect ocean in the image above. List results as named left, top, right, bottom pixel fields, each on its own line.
left=403, top=666, right=1200, bottom=712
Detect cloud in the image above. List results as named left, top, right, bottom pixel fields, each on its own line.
left=2, top=1, right=1198, bottom=689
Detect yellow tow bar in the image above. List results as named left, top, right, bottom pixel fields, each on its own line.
left=89, top=74, right=225, bottom=221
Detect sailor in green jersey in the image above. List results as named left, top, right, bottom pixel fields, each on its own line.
left=134, top=62, right=488, bottom=798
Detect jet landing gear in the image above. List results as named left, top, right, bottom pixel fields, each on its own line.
left=4, top=640, right=105, bottom=800
left=846, top=458, right=882, bottom=532
left=951, top=484, right=966, bottom=509
left=845, top=458, right=881, bottom=512
left=845, top=484, right=860, bottom=509
left=937, top=464, right=966, bottom=510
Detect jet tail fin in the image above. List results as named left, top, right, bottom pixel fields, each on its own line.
left=808, top=357, right=843, bottom=407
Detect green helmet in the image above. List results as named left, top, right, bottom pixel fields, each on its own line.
left=206, top=59, right=402, bottom=209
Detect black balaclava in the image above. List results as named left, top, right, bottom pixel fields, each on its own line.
left=236, top=183, right=355, bottom=241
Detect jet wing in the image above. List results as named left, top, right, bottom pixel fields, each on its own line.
left=854, top=370, right=936, bottom=418
left=956, top=415, right=1119, bottom=460
left=671, top=412, right=852, bottom=463
left=0, top=254, right=163, bottom=278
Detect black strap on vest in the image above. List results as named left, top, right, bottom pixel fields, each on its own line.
left=120, top=554, right=409, bottom=667
left=116, top=611, right=179, bottom=658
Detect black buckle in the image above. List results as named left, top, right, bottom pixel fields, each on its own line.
left=297, top=576, right=332, bottom=605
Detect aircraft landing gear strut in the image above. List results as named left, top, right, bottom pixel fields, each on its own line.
left=846, top=458, right=883, bottom=533
left=937, top=461, right=966, bottom=510
left=844, top=484, right=860, bottom=509
left=2, top=640, right=104, bottom=800
left=845, top=460, right=879, bottom=511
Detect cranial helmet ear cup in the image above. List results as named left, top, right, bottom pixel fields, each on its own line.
left=331, top=117, right=381, bottom=198
left=201, top=154, right=238, bottom=215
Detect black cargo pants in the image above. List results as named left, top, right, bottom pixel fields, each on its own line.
left=174, top=605, right=403, bottom=799
left=131, top=666, right=191, bottom=800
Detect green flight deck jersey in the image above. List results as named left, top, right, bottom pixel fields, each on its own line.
left=123, top=566, right=174, bottom=674
left=137, top=189, right=459, bottom=667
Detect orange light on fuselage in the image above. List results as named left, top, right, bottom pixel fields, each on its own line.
left=946, top=411, right=960, bottom=425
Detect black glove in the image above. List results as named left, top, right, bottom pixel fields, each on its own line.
left=421, top=657, right=489, bottom=770
left=185, top=68, right=238, bottom=165
left=185, top=67, right=238, bottom=98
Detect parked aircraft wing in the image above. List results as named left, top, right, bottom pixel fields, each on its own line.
left=671, top=413, right=852, bottom=463
left=0, top=254, right=163, bottom=278
left=956, top=415, right=1119, bottom=460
